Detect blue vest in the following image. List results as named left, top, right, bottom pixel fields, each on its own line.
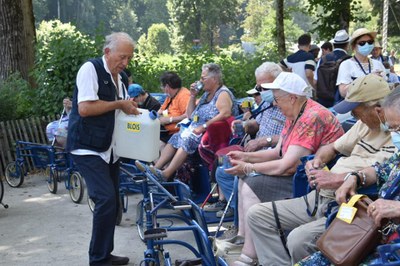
left=66, top=58, right=128, bottom=152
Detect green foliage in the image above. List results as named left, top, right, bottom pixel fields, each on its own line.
left=139, top=23, right=172, bottom=55
left=241, top=0, right=304, bottom=56
left=167, top=0, right=241, bottom=52
left=33, top=20, right=99, bottom=115
left=307, top=0, right=371, bottom=41
left=130, top=47, right=274, bottom=98
left=0, top=72, right=33, bottom=121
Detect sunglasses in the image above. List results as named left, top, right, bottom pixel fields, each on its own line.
left=357, top=40, right=374, bottom=46
left=254, top=85, right=269, bottom=92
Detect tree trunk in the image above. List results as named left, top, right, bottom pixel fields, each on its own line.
left=21, top=0, right=37, bottom=87
left=275, top=0, right=286, bottom=58
left=0, top=0, right=36, bottom=86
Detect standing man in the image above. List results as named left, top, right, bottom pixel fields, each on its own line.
left=279, top=33, right=316, bottom=96
left=67, top=32, right=139, bottom=266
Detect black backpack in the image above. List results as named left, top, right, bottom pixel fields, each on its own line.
left=316, top=54, right=351, bottom=102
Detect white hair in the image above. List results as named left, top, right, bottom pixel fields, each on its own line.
left=255, top=62, right=282, bottom=79
left=103, top=32, right=135, bottom=53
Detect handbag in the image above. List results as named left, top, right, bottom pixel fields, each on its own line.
left=316, top=194, right=381, bottom=266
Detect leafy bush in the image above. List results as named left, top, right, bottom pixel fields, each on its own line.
left=130, top=47, right=274, bottom=98
left=0, top=72, right=33, bottom=121
left=33, top=20, right=100, bottom=115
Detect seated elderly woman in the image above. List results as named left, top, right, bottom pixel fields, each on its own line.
left=296, top=86, right=400, bottom=266
left=151, top=63, right=238, bottom=180
left=222, top=72, right=344, bottom=265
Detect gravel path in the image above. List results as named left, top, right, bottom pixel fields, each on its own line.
left=0, top=173, right=199, bottom=266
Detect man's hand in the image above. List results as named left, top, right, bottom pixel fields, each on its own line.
left=120, top=100, right=139, bottom=115
left=335, top=175, right=357, bottom=204
left=244, top=139, right=259, bottom=152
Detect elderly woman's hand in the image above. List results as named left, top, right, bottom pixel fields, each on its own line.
left=368, top=199, right=400, bottom=226
left=226, top=150, right=246, bottom=161
left=192, top=126, right=206, bottom=136
left=224, top=158, right=246, bottom=177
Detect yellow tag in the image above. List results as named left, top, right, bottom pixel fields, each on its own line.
left=127, top=122, right=141, bottom=132
left=322, top=166, right=329, bottom=171
left=336, top=194, right=365, bottom=224
left=241, top=101, right=251, bottom=108
left=193, top=115, right=199, bottom=122
left=337, top=205, right=357, bottom=224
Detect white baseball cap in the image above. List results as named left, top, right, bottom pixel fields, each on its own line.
left=260, top=72, right=310, bottom=96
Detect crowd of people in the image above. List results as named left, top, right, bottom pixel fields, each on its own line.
left=57, top=27, right=400, bottom=265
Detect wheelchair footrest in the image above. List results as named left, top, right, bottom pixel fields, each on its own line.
left=175, top=258, right=203, bottom=266
left=170, top=200, right=192, bottom=210
left=132, top=175, right=146, bottom=184
left=144, top=228, right=167, bottom=240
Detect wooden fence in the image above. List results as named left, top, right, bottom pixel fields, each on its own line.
left=0, top=115, right=57, bottom=177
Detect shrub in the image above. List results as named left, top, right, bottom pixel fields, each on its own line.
left=33, top=20, right=100, bottom=115
left=0, top=72, right=32, bottom=121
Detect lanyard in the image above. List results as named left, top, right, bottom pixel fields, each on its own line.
left=279, top=100, right=307, bottom=157
left=353, top=56, right=371, bottom=75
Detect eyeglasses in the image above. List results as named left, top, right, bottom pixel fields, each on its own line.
left=357, top=40, right=374, bottom=46
left=273, top=94, right=289, bottom=103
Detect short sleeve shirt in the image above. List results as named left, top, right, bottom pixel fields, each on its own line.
left=280, top=99, right=344, bottom=156
left=336, top=57, right=385, bottom=85
left=159, top=88, right=190, bottom=134
left=280, top=50, right=316, bottom=87
left=255, top=104, right=286, bottom=139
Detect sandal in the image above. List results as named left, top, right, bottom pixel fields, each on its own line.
left=232, top=254, right=258, bottom=266
left=149, top=166, right=166, bottom=181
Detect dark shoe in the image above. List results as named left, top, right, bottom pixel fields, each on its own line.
left=110, top=255, right=129, bottom=265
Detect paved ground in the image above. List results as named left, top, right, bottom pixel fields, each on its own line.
left=0, top=172, right=218, bottom=266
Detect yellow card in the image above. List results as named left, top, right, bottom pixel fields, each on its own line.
left=337, top=205, right=357, bottom=224
left=322, top=166, right=329, bottom=171
left=336, top=194, right=364, bottom=224
left=193, top=115, right=199, bottom=122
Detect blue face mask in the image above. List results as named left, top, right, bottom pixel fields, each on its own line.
left=391, top=132, right=400, bottom=150
left=376, top=111, right=389, bottom=132
left=260, top=90, right=274, bottom=104
left=357, top=43, right=374, bottom=56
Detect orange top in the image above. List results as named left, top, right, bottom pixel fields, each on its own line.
left=159, top=88, right=191, bottom=134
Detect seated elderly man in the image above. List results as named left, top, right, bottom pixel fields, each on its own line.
left=247, top=74, right=395, bottom=266
left=223, top=72, right=344, bottom=265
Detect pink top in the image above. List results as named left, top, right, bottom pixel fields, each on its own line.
left=280, top=99, right=344, bottom=155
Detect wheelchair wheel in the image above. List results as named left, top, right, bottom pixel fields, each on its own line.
left=47, top=166, right=58, bottom=194
left=68, top=171, right=84, bottom=203
left=5, top=162, right=24, bottom=188
left=136, top=200, right=145, bottom=241
left=88, top=196, right=95, bottom=213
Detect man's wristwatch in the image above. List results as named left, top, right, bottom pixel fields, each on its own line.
left=202, top=123, right=207, bottom=129
left=266, top=136, right=272, bottom=146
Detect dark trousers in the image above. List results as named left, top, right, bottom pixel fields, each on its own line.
left=71, top=154, right=120, bottom=265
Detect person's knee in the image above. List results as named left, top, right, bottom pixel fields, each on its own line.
left=247, top=204, right=262, bottom=226
left=286, top=227, right=312, bottom=257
